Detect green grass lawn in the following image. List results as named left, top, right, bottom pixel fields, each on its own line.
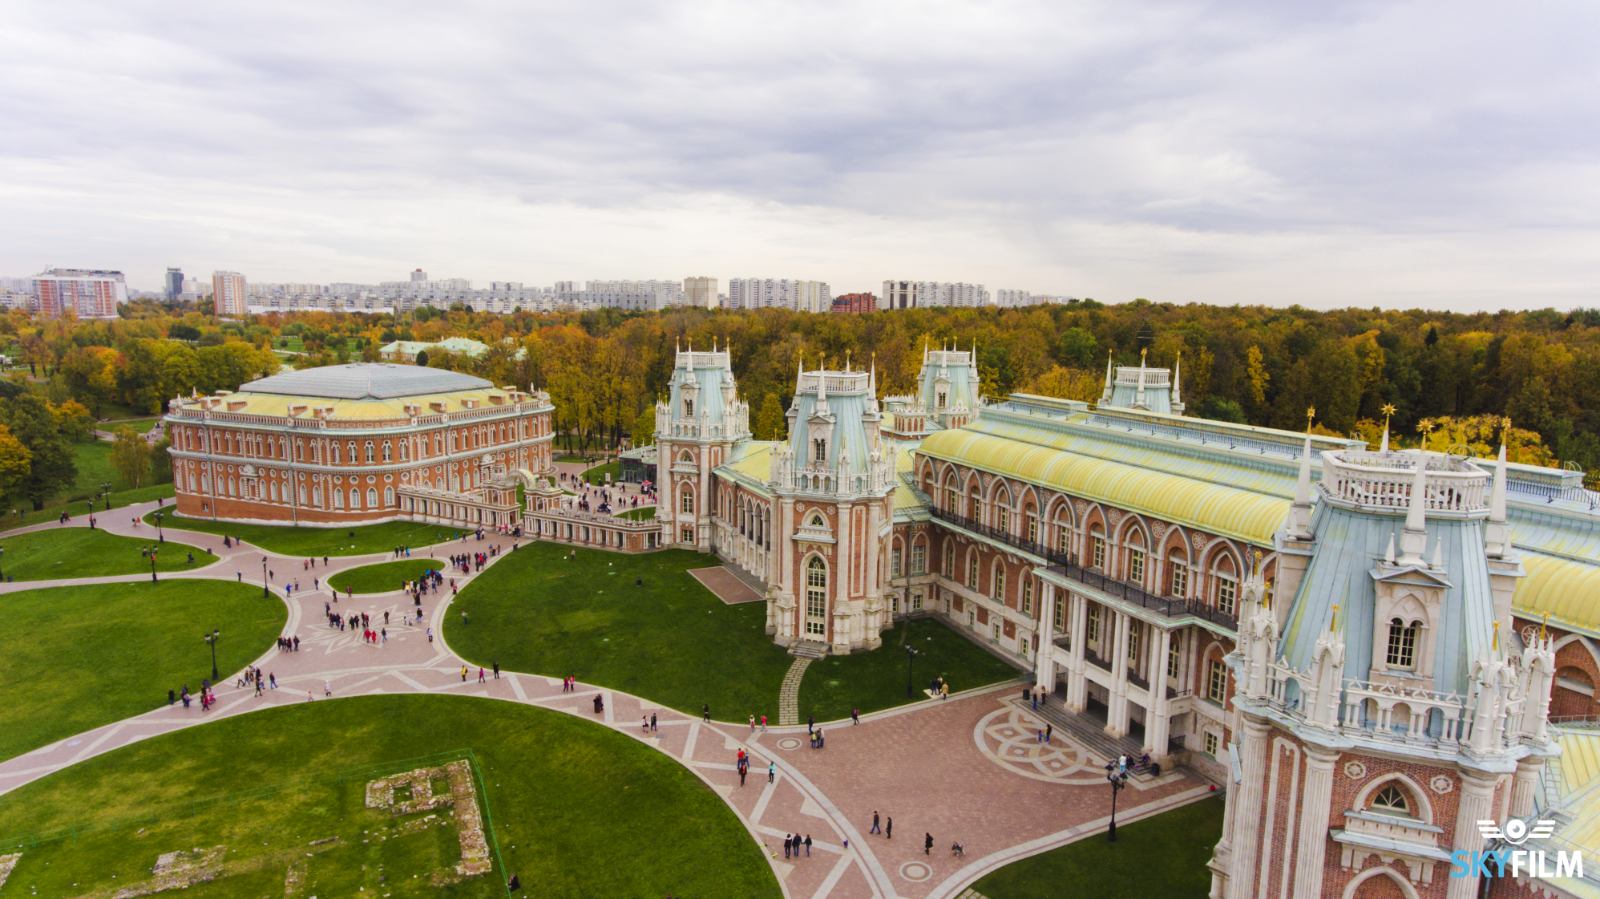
left=447, top=544, right=1025, bottom=723
left=0, top=695, right=780, bottom=899
left=145, top=511, right=454, bottom=556
left=800, top=617, right=1023, bottom=720
left=0, top=580, right=284, bottom=762
left=973, top=797, right=1224, bottom=899
left=579, top=460, right=621, bottom=485
left=617, top=506, right=657, bottom=520
left=447, top=543, right=794, bottom=719
left=329, top=558, right=447, bottom=594
left=0, top=527, right=211, bottom=580
left=0, top=483, right=177, bottom=533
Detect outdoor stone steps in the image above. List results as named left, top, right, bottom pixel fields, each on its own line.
left=779, top=657, right=812, bottom=726
left=954, top=889, right=990, bottom=899
left=721, top=563, right=765, bottom=595
left=1026, top=696, right=1145, bottom=768
left=789, top=641, right=827, bottom=660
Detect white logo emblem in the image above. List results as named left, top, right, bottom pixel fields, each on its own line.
left=1478, top=819, right=1556, bottom=845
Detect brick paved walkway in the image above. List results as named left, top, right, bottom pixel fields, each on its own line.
left=780, top=657, right=812, bottom=726
left=0, top=503, right=1213, bottom=899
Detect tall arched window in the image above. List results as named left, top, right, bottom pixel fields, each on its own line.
left=805, top=557, right=828, bottom=637
left=367, top=488, right=378, bottom=507
left=382, top=442, right=392, bottom=462
left=350, top=488, right=361, bottom=508
left=1386, top=618, right=1420, bottom=670
left=993, top=564, right=1006, bottom=603
left=966, top=552, right=979, bottom=590
left=347, top=442, right=357, bottom=464
left=680, top=488, right=694, bottom=515
left=332, top=444, right=341, bottom=464
left=332, top=488, right=344, bottom=509
left=365, top=442, right=375, bottom=463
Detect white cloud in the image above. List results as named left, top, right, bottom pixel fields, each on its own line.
left=0, top=0, right=1596, bottom=308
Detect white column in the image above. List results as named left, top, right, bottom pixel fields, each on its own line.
left=1035, top=581, right=1059, bottom=693
left=1146, top=626, right=1172, bottom=757
left=1224, top=716, right=1271, bottom=899
left=1107, top=610, right=1131, bottom=737
left=1292, top=744, right=1338, bottom=898
left=1510, top=757, right=1543, bottom=819
left=1447, top=772, right=1499, bottom=899
left=1068, top=593, right=1088, bottom=712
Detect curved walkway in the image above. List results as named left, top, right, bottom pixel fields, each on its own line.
left=0, top=503, right=1211, bottom=899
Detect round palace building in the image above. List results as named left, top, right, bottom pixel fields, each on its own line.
left=164, top=363, right=555, bottom=528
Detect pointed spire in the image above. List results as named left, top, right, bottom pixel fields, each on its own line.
left=1172, top=352, right=1183, bottom=404
left=1104, top=350, right=1114, bottom=388
left=1490, top=442, right=1508, bottom=524
left=1287, top=434, right=1316, bottom=541
left=1379, top=421, right=1390, bottom=454
left=1398, top=456, right=1429, bottom=565
left=1430, top=535, right=1443, bottom=570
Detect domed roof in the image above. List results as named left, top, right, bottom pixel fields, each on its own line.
left=238, top=363, right=493, bottom=400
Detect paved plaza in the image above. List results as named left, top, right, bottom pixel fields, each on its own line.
left=0, top=502, right=1212, bottom=899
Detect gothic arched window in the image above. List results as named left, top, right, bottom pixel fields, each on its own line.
left=1386, top=618, right=1420, bottom=670
left=1371, top=784, right=1410, bottom=817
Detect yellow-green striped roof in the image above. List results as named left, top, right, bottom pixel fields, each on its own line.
left=1514, top=553, right=1600, bottom=634
left=1545, top=728, right=1600, bottom=899
left=917, top=427, right=1291, bottom=545
left=726, top=442, right=776, bottom=482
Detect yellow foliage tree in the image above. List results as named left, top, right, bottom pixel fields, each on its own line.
left=1415, top=415, right=1555, bottom=467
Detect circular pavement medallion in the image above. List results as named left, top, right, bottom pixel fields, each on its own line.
left=776, top=737, right=803, bottom=751
left=973, top=706, right=1107, bottom=784
left=899, top=861, right=932, bottom=883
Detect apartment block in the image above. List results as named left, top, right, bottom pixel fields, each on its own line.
left=727, top=278, right=831, bottom=313
left=684, top=276, right=718, bottom=309
left=879, top=281, right=989, bottom=310
left=831, top=292, right=876, bottom=314
left=212, top=271, right=248, bottom=316
left=34, top=268, right=127, bottom=319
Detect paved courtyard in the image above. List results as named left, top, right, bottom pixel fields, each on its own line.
left=0, top=502, right=1212, bottom=899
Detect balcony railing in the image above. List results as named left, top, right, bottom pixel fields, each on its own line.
left=930, top=507, right=1239, bottom=631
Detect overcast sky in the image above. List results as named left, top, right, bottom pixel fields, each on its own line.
left=2, top=0, right=1596, bottom=310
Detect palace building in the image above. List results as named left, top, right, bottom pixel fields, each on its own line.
left=654, top=341, right=1600, bottom=898
left=165, top=363, right=554, bottom=529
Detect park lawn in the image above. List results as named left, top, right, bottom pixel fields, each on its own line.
left=800, top=617, right=1023, bottom=721
left=973, top=797, right=1224, bottom=899
left=0, top=580, right=284, bottom=763
left=144, top=511, right=451, bottom=556
left=446, top=543, right=794, bottom=720
left=0, top=483, right=177, bottom=533
left=0, top=695, right=780, bottom=899
left=618, top=506, right=657, bottom=520
left=0, top=527, right=211, bottom=580
left=329, top=558, right=447, bottom=594
left=579, top=460, right=621, bottom=485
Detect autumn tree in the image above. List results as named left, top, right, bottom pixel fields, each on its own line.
left=110, top=424, right=152, bottom=489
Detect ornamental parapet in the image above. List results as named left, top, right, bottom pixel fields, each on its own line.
left=1320, top=450, right=1488, bottom=516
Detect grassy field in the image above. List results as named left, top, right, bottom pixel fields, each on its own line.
left=448, top=543, right=793, bottom=719
left=329, top=558, right=447, bottom=594
left=617, top=506, right=657, bottom=520
left=578, top=460, right=621, bottom=485
left=800, top=617, right=1023, bottom=720
left=0, top=527, right=211, bottom=580
left=0, top=695, right=780, bottom=899
left=447, top=544, right=1023, bottom=722
left=145, top=511, right=452, bottom=557
left=973, top=797, right=1224, bottom=899
left=0, top=580, right=284, bottom=762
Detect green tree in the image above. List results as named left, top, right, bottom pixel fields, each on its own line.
left=54, top=400, right=94, bottom=443
left=415, top=350, right=430, bottom=368
left=754, top=393, right=787, bottom=441
left=0, top=424, right=33, bottom=500
left=150, top=436, right=174, bottom=484
left=1056, top=327, right=1099, bottom=368
left=0, top=393, right=78, bottom=510
left=631, top=404, right=657, bottom=446
left=110, top=425, right=152, bottom=489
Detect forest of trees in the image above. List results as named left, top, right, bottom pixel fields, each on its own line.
left=1, top=296, right=1596, bottom=510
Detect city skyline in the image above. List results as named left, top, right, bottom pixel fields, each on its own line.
left=2, top=2, right=1595, bottom=311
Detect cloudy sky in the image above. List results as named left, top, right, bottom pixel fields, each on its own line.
left=2, top=0, right=1595, bottom=309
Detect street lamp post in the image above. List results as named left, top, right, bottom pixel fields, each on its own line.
left=1107, top=768, right=1127, bottom=842
left=155, top=510, right=164, bottom=543
left=905, top=645, right=920, bottom=699
left=262, top=556, right=269, bottom=599
left=100, top=482, right=111, bottom=511
left=0, top=545, right=5, bottom=581
left=203, top=629, right=220, bottom=681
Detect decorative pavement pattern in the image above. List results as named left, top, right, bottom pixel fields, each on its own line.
left=0, top=503, right=1215, bottom=899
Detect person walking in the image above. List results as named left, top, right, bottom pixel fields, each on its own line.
left=870, top=811, right=881, bottom=834
left=462, top=666, right=468, bottom=682
left=852, top=708, right=860, bottom=725
left=925, top=833, right=933, bottom=855
left=768, top=761, right=775, bottom=784
left=478, top=668, right=486, bottom=683
left=760, top=714, right=768, bottom=733
left=749, top=714, right=756, bottom=734
left=493, top=661, right=499, bottom=679
left=269, top=672, right=277, bottom=689
left=738, top=761, right=747, bottom=787
left=703, top=703, right=711, bottom=723
left=1045, top=723, right=1053, bottom=744
left=808, top=714, right=814, bottom=734
left=886, top=817, right=892, bottom=840
left=324, top=680, right=332, bottom=697
left=650, top=713, right=657, bottom=732
left=783, top=834, right=792, bottom=859
left=804, top=835, right=812, bottom=857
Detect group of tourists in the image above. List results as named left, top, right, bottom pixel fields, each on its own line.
left=276, top=636, right=300, bottom=651
left=170, top=681, right=215, bottom=710
left=237, top=665, right=276, bottom=694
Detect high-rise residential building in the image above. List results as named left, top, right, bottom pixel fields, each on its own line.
left=727, top=279, right=831, bottom=312
left=410, top=268, right=428, bottom=283
left=684, top=276, right=718, bottom=308
left=879, top=281, right=989, bottom=309
left=831, top=293, right=876, bottom=314
left=33, top=268, right=126, bottom=319
left=164, top=268, right=184, bottom=302
left=212, top=271, right=248, bottom=316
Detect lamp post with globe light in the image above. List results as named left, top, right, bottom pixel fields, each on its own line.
left=203, top=629, right=220, bottom=682
left=905, top=645, right=920, bottom=699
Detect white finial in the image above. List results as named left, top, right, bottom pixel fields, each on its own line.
left=1172, top=352, right=1182, bottom=404
left=1430, top=535, right=1443, bottom=570
left=1380, top=421, right=1390, bottom=454
left=1398, top=456, right=1429, bottom=565
left=1490, top=442, right=1508, bottom=524
left=1287, top=433, right=1315, bottom=540
left=1384, top=533, right=1396, bottom=565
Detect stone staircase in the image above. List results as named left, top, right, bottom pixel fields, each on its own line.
left=788, top=640, right=827, bottom=660
left=1027, top=697, right=1145, bottom=769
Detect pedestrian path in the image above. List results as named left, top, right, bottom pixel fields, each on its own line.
left=0, top=500, right=1214, bottom=899
left=779, top=657, right=811, bottom=726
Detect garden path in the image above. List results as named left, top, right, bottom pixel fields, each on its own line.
left=0, top=503, right=1213, bottom=899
